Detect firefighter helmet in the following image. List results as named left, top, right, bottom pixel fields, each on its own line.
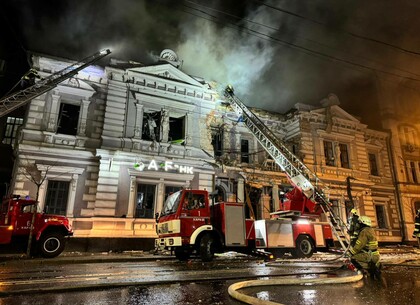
left=358, top=215, right=372, bottom=227
left=350, top=208, right=358, bottom=216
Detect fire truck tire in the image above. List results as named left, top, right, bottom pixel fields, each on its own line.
left=199, top=234, right=214, bottom=262
left=292, top=235, right=314, bottom=258
left=175, top=248, right=191, bottom=261
left=38, top=232, right=65, bottom=258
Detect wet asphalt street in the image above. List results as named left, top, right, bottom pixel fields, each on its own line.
left=0, top=249, right=419, bottom=305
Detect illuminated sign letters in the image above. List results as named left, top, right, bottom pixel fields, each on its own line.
left=134, top=159, right=194, bottom=174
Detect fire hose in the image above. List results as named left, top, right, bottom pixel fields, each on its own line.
left=228, top=272, right=363, bottom=305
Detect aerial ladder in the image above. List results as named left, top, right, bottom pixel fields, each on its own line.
left=223, top=85, right=350, bottom=251
left=0, top=49, right=111, bottom=118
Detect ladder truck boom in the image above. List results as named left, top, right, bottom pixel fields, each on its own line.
left=0, top=49, right=111, bottom=118
left=223, top=85, right=350, bottom=250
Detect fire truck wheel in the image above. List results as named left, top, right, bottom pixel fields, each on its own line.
left=199, top=234, right=214, bottom=262
left=39, top=232, right=65, bottom=258
left=175, top=248, right=191, bottom=261
left=292, top=235, right=314, bottom=258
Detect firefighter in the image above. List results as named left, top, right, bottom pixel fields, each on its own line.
left=348, top=208, right=360, bottom=246
left=349, top=215, right=381, bottom=278
left=412, top=208, right=420, bottom=246
left=20, top=68, right=40, bottom=89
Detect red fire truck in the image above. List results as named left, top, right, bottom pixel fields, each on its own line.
left=0, top=195, right=73, bottom=258
left=155, top=188, right=333, bottom=261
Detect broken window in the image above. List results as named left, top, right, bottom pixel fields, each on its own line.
left=241, top=139, right=249, bottom=163
left=57, top=103, right=80, bottom=135
left=211, top=128, right=224, bottom=157
left=136, top=183, right=156, bottom=219
left=142, top=111, right=161, bottom=141
left=323, top=141, right=335, bottom=166
left=168, top=115, right=185, bottom=144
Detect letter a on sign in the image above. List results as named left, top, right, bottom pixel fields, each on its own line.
left=148, top=160, right=158, bottom=171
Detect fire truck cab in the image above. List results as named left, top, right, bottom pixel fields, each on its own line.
left=0, top=195, right=73, bottom=258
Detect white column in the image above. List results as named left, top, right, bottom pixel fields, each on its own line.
left=47, top=94, right=61, bottom=132
left=272, top=184, right=280, bottom=211
left=134, top=103, right=143, bottom=138
left=162, top=109, right=169, bottom=143
left=37, top=178, right=48, bottom=212
left=156, top=180, right=165, bottom=213
left=127, top=176, right=137, bottom=218
left=78, top=99, right=90, bottom=136
left=237, top=178, right=244, bottom=202
left=66, top=174, right=79, bottom=217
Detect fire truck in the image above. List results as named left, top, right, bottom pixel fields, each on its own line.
left=155, top=86, right=350, bottom=262
left=0, top=195, right=73, bottom=257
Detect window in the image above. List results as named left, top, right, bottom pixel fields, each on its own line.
left=330, top=200, right=341, bottom=222
left=57, top=103, right=80, bottom=135
left=212, top=129, right=224, bottom=157
left=142, top=111, right=161, bottom=141
left=168, top=115, right=185, bottom=144
left=2, top=117, right=23, bottom=145
left=368, top=153, right=379, bottom=176
left=135, top=184, right=156, bottom=218
left=339, top=143, right=350, bottom=168
left=323, top=141, right=335, bottom=166
left=375, top=205, right=387, bottom=229
left=44, top=180, right=69, bottom=215
left=410, top=161, right=418, bottom=183
left=241, top=139, right=249, bottom=163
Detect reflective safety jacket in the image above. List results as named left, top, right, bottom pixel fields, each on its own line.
left=349, top=226, right=378, bottom=256
left=413, top=214, right=420, bottom=238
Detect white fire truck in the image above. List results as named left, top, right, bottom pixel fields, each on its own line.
left=155, top=86, right=349, bottom=262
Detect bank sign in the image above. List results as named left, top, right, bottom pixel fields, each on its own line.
left=134, top=159, right=194, bottom=174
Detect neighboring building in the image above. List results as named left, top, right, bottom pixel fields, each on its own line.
left=377, top=78, right=420, bottom=242
left=2, top=50, right=403, bottom=250
left=216, top=93, right=400, bottom=243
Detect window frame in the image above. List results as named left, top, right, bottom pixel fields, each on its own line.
left=375, top=204, right=388, bottom=229
left=135, top=183, right=157, bottom=219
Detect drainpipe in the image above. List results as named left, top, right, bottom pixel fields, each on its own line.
left=386, top=130, right=406, bottom=242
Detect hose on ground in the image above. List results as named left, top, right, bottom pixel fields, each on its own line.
left=228, top=272, right=363, bottom=305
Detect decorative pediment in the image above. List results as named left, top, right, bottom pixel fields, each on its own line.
left=311, top=105, right=360, bottom=123
left=127, top=63, right=204, bottom=87
left=57, top=77, right=96, bottom=99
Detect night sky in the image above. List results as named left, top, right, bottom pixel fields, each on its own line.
left=1, top=0, right=420, bottom=129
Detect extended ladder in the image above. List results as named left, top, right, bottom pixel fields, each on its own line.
left=223, top=86, right=349, bottom=250
left=0, top=49, right=111, bottom=118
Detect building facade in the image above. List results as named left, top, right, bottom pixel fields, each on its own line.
left=377, top=78, right=420, bottom=242
left=2, top=50, right=404, bottom=250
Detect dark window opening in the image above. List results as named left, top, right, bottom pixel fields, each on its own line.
left=241, top=139, right=249, bottom=163
left=410, top=161, right=418, bottom=183
left=324, top=141, right=335, bottom=166
left=168, top=116, right=185, bottom=144
left=368, top=153, right=379, bottom=176
left=375, top=205, right=387, bottom=229
left=212, top=129, right=224, bottom=157
left=339, top=143, right=350, bottom=168
left=136, top=184, right=156, bottom=218
left=57, top=103, right=80, bottom=135
left=2, top=117, right=23, bottom=145
left=45, top=180, right=69, bottom=215
left=142, top=111, right=161, bottom=141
